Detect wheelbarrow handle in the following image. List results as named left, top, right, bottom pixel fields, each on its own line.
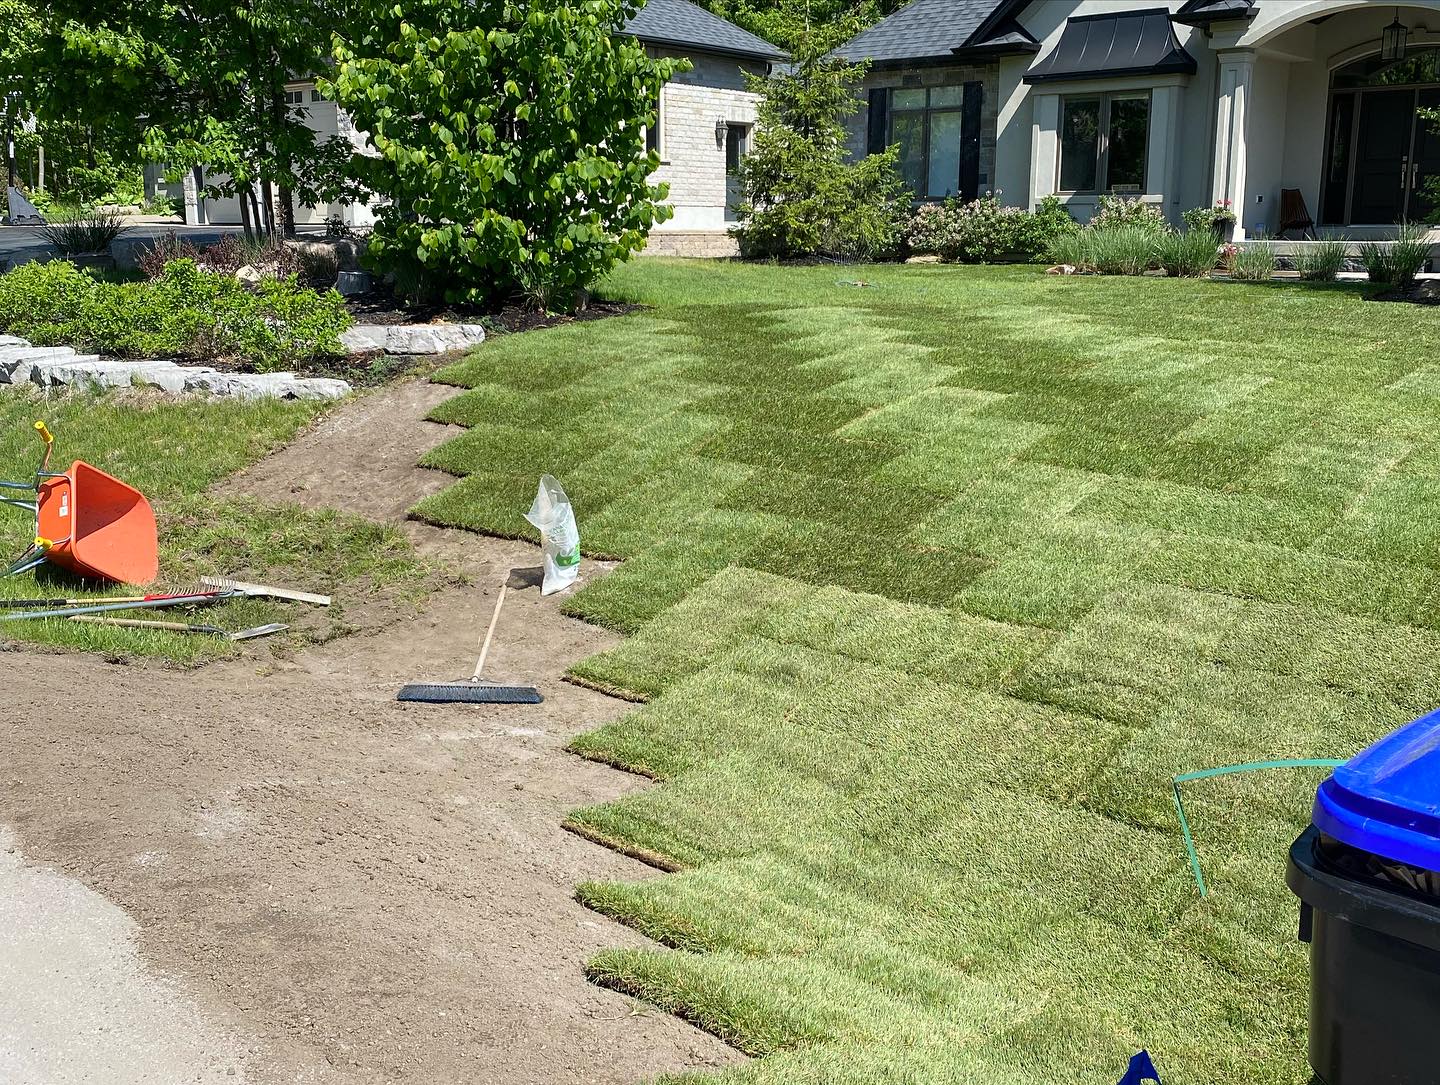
left=33, top=421, right=52, bottom=474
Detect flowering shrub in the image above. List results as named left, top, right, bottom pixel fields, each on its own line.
left=1181, top=201, right=1237, bottom=235
left=906, top=193, right=1076, bottom=263
left=1091, top=194, right=1166, bottom=230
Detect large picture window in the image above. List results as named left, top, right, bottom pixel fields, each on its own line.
left=890, top=86, right=966, bottom=199
left=1059, top=92, right=1150, bottom=194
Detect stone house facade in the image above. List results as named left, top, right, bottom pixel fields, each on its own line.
left=838, top=0, right=1440, bottom=237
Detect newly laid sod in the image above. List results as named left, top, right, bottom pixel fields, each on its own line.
left=418, top=261, right=1440, bottom=1083
left=0, top=388, right=429, bottom=661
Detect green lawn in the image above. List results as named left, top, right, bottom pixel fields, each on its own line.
left=0, top=387, right=432, bottom=661
left=416, top=260, right=1440, bottom=1084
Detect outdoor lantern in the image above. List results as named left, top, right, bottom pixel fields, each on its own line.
left=715, top=117, right=728, bottom=145
left=1382, top=8, right=1409, bottom=63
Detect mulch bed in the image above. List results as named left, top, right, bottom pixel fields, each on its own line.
left=342, top=289, right=643, bottom=333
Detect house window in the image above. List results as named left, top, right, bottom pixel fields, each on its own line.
left=643, top=88, right=666, bottom=159
left=283, top=89, right=304, bottom=106
left=725, top=123, right=750, bottom=177
left=1058, top=92, right=1150, bottom=194
left=310, top=89, right=324, bottom=103
left=889, top=86, right=966, bottom=198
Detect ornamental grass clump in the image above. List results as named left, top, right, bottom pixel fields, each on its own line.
left=40, top=209, right=129, bottom=255
left=1230, top=242, right=1277, bottom=282
left=1155, top=229, right=1220, bottom=278
left=1295, top=239, right=1349, bottom=282
left=1085, top=223, right=1161, bottom=276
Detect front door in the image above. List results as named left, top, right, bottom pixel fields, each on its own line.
left=1412, top=88, right=1440, bottom=221
left=1351, top=89, right=1413, bottom=224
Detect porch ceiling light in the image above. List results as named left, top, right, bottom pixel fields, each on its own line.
left=1382, top=8, right=1409, bottom=63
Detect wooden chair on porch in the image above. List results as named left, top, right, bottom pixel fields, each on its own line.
left=1277, top=188, right=1318, bottom=240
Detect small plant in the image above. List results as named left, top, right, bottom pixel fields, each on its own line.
left=1230, top=242, right=1276, bottom=281
left=39, top=209, right=130, bottom=255
left=141, top=195, right=182, bottom=217
left=1181, top=200, right=1237, bottom=236
left=1295, top=239, right=1349, bottom=282
left=1389, top=222, right=1432, bottom=287
left=137, top=232, right=203, bottom=279
left=200, top=234, right=301, bottom=279
left=1092, top=195, right=1166, bottom=230
left=296, top=245, right=340, bottom=285
left=1155, top=229, right=1219, bottom=277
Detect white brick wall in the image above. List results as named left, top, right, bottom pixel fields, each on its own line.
left=650, top=50, right=768, bottom=233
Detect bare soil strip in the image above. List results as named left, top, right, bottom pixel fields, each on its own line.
left=0, top=380, right=739, bottom=1083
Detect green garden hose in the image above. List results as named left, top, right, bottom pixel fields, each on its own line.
left=1171, top=759, right=1346, bottom=896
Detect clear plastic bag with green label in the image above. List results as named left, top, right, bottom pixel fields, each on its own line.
left=524, top=474, right=581, bottom=595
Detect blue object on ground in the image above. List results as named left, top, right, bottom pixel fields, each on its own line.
left=1117, top=1050, right=1161, bottom=1085
left=1314, top=704, right=1440, bottom=874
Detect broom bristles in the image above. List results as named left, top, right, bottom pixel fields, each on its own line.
left=396, top=681, right=543, bottom=705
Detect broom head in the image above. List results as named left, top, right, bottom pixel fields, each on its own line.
left=396, top=679, right=543, bottom=705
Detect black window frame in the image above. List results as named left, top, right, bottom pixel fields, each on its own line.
left=1057, top=90, right=1152, bottom=196
left=725, top=123, right=751, bottom=178
left=888, top=86, right=967, bottom=200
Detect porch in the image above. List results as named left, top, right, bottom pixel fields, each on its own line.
left=1214, top=2, right=1440, bottom=240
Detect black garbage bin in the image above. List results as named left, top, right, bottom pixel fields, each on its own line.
left=1287, top=706, right=1440, bottom=1085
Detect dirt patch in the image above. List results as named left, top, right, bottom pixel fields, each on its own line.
left=0, top=379, right=740, bottom=1083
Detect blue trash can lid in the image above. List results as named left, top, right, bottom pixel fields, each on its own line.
left=1315, top=705, right=1440, bottom=873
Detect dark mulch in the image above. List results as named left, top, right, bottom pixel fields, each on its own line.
left=342, top=289, right=643, bottom=333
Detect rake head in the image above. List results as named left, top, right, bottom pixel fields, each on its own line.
left=396, top=679, right=543, bottom=705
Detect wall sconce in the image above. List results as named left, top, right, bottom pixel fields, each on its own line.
left=715, top=117, right=729, bottom=145
left=1382, top=8, right=1409, bottom=63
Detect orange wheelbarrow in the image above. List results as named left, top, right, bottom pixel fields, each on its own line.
left=1, top=422, right=158, bottom=586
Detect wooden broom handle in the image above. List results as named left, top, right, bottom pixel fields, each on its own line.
left=473, top=582, right=508, bottom=681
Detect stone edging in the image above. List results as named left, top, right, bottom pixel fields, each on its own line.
left=0, top=337, right=351, bottom=400
left=339, top=323, right=486, bottom=355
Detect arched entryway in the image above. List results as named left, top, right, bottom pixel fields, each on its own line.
left=1322, top=47, right=1440, bottom=225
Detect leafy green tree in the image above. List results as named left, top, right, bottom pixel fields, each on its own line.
left=326, top=0, right=683, bottom=308
left=30, top=0, right=362, bottom=236
left=703, top=0, right=898, bottom=54
left=735, top=29, right=909, bottom=261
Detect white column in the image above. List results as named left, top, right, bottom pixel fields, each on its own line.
left=1030, top=93, right=1060, bottom=210
left=1147, top=84, right=1182, bottom=223
left=182, top=167, right=205, bottom=227
left=1212, top=49, right=1255, bottom=240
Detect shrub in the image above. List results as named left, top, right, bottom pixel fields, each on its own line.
left=40, top=209, right=130, bottom=255
left=137, top=232, right=203, bottom=279
left=199, top=233, right=300, bottom=278
left=328, top=0, right=680, bottom=308
left=0, top=258, right=349, bottom=371
left=1389, top=222, right=1432, bottom=287
left=1295, top=239, right=1348, bottom=282
left=1230, top=242, right=1276, bottom=281
left=1155, top=229, right=1219, bottom=277
left=1086, top=223, right=1160, bottom=275
left=1091, top=194, right=1166, bottom=230
left=735, top=37, right=908, bottom=263
left=906, top=194, right=1076, bottom=264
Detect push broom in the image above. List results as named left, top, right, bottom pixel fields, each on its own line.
left=396, top=581, right=541, bottom=705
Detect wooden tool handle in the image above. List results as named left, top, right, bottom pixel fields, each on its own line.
left=70, top=616, right=197, bottom=632
left=472, top=582, right=509, bottom=681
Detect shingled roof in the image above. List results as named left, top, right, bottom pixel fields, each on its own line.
left=625, top=0, right=787, bottom=63
left=831, top=0, right=1041, bottom=66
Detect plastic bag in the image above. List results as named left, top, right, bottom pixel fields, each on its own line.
left=524, top=474, right=581, bottom=595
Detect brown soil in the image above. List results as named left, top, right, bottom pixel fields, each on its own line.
left=0, top=379, right=740, bottom=1083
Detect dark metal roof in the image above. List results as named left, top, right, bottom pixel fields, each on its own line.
left=831, top=0, right=1009, bottom=65
left=1024, top=8, right=1196, bottom=84
left=1173, top=0, right=1255, bottom=27
left=624, top=0, right=787, bottom=62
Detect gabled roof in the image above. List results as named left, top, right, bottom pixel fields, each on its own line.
left=625, top=0, right=787, bottom=63
left=831, top=0, right=1034, bottom=67
left=1172, top=0, right=1256, bottom=27
left=1025, top=8, right=1196, bottom=83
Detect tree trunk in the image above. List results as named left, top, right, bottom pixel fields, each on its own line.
left=238, top=179, right=255, bottom=242
left=260, top=177, right=275, bottom=237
